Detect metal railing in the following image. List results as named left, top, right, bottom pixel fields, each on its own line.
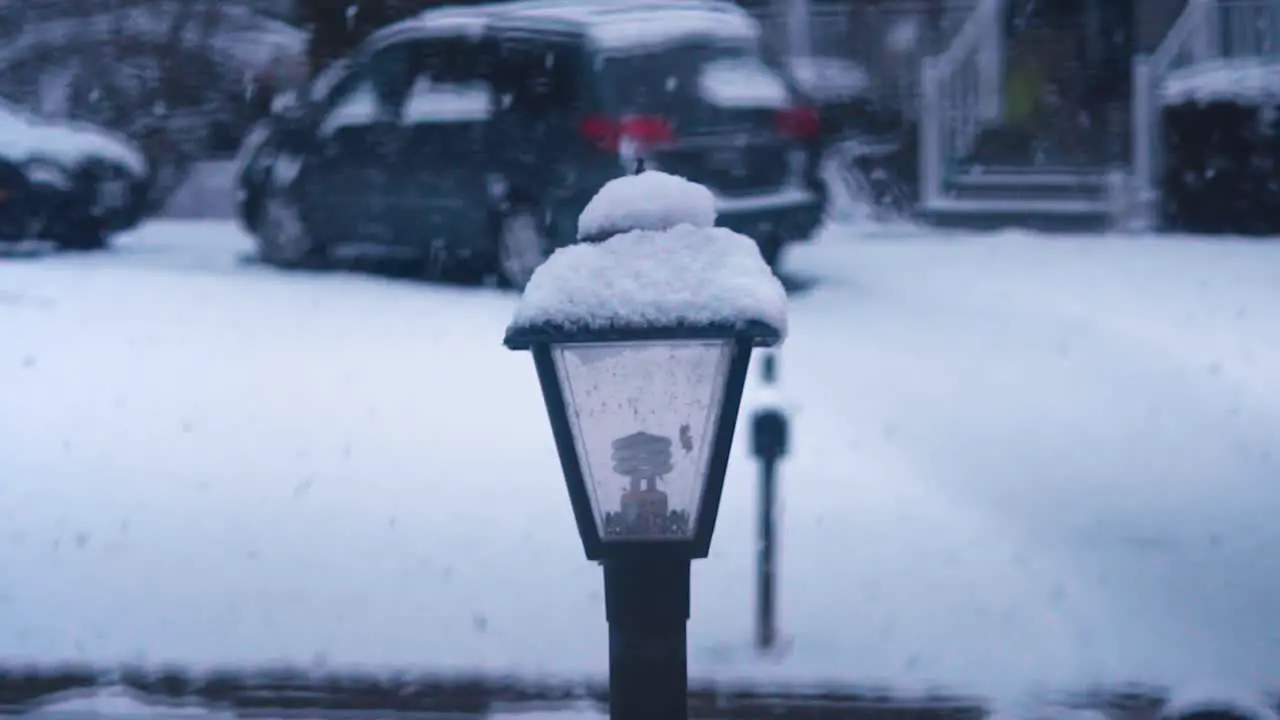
left=918, top=0, right=1006, bottom=207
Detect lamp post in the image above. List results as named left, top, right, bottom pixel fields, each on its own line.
left=503, top=170, right=788, bottom=720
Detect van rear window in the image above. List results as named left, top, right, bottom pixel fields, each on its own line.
left=599, top=41, right=793, bottom=117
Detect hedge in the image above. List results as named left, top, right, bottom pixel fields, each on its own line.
left=1159, top=59, right=1280, bottom=235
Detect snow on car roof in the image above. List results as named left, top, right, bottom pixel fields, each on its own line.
left=582, top=8, right=759, bottom=50
left=0, top=99, right=147, bottom=175
left=408, top=0, right=758, bottom=50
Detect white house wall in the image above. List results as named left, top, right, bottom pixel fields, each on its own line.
left=753, top=0, right=979, bottom=118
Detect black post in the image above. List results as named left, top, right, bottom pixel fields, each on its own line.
left=602, top=556, right=691, bottom=720
left=750, top=353, right=788, bottom=652
left=756, top=451, right=778, bottom=649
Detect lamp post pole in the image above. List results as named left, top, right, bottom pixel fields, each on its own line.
left=603, top=557, right=690, bottom=720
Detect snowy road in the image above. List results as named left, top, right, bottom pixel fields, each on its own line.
left=2, top=222, right=1279, bottom=705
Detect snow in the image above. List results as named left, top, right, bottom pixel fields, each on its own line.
left=785, top=57, right=872, bottom=101
left=577, top=171, right=717, bottom=240
left=513, top=171, right=785, bottom=336
left=44, top=123, right=148, bottom=176
left=698, top=57, right=792, bottom=110
left=21, top=158, right=72, bottom=189
left=317, top=82, right=381, bottom=138
left=1162, top=682, right=1278, bottom=720
left=408, top=0, right=759, bottom=53
left=1160, top=57, right=1280, bottom=106
left=402, top=79, right=494, bottom=123
left=510, top=224, right=787, bottom=337
left=585, top=9, right=760, bottom=51
left=0, top=104, right=148, bottom=176
left=4, top=221, right=1280, bottom=707
left=232, top=122, right=272, bottom=182
left=27, top=687, right=232, bottom=719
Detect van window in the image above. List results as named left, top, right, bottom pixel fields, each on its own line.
left=493, top=37, right=584, bottom=116
left=598, top=40, right=793, bottom=124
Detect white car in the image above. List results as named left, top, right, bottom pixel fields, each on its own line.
left=0, top=99, right=149, bottom=249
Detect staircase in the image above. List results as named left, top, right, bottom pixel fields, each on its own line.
left=920, top=165, right=1119, bottom=231
left=916, top=0, right=1120, bottom=231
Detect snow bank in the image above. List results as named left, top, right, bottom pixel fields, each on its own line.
left=577, top=171, right=717, bottom=240
left=512, top=171, right=785, bottom=337
left=28, top=687, right=232, bottom=719
left=1160, top=58, right=1280, bottom=106
left=1162, top=683, right=1279, bottom=720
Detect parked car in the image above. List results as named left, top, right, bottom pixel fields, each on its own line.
left=0, top=99, right=149, bottom=249
left=235, top=0, right=828, bottom=286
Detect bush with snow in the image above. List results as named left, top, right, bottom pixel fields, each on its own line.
left=1158, top=60, right=1280, bottom=235
left=1161, top=58, right=1280, bottom=107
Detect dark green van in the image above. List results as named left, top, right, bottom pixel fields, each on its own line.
left=235, top=0, right=828, bottom=287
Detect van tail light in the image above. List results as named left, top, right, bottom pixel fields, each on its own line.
left=579, top=114, right=675, bottom=153
left=776, top=106, right=821, bottom=142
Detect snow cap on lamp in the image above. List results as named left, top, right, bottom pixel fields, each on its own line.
left=504, top=170, right=787, bottom=347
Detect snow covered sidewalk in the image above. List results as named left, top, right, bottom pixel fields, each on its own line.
left=2, top=222, right=1280, bottom=706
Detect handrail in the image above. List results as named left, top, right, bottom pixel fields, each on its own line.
left=918, top=0, right=1005, bottom=207
left=1130, top=0, right=1222, bottom=229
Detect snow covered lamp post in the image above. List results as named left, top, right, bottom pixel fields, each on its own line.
left=503, top=170, right=787, bottom=720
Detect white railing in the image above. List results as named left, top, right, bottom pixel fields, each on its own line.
left=918, top=0, right=1006, bottom=207
left=1130, top=0, right=1224, bottom=229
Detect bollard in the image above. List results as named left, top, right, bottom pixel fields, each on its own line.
left=750, top=352, right=789, bottom=651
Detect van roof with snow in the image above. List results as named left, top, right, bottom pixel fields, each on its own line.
left=370, top=0, right=761, bottom=52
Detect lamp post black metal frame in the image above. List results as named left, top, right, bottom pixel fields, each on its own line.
left=505, top=320, right=781, bottom=720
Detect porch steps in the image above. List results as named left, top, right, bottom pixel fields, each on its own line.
left=920, top=166, right=1117, bottom=232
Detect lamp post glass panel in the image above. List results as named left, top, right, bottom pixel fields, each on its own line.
left=552, top=339, right=734, bottom=542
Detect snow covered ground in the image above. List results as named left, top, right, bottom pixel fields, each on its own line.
left=3, top=220, right=1280, bottom=708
